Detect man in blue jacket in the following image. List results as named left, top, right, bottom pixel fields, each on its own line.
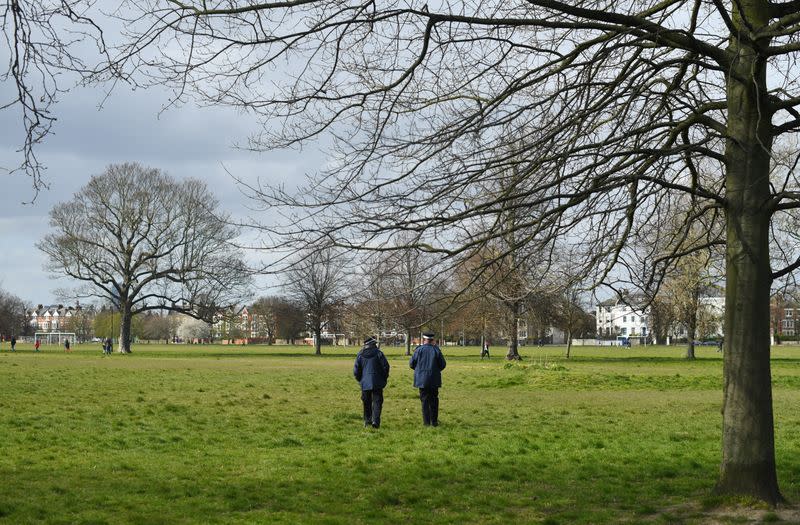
left=353, top=336, right=390, bottom=428
left=409, top=332, right=447, bottom=426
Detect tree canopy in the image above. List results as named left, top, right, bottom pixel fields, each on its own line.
left=38, top=162, right=250, bottom=352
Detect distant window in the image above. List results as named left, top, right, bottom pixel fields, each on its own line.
left=642, top=327, right=647, bottom=335
left=623, top=316, right=627, bottom=322
left=621, top=327, right=627, bottom=335
left=786, top=309, right=794, bottom=319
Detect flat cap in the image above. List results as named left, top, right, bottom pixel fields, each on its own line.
left=422, top=332, right=435, bottom=339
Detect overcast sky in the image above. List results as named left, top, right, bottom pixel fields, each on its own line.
left=0, top=81, right=322, bottom=306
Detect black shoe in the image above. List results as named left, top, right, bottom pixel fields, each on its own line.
left=431, top=421, right=439, bottom=427
left=371, top=423, right=380, bottom=429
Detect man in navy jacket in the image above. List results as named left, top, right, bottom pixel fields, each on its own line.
left=409, top=332, right=447, bottom=426
left=353, top=336, right=390, bottom=428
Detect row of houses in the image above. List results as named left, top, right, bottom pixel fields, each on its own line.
left=27, top=304, right=82, bottom=332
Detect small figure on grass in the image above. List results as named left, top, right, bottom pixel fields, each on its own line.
left=10, top=335, right=16, bottom=352
left=34, top=338, right=41, bottom=352
left=64, top=339, right=71, bottom=352
left=353, top=336, right=390, bottom=429
left=410, top=332, right=447, bottom=427
left=481, top=341, right=490, bottom=359
left=103, top=337, right=113, bottom=355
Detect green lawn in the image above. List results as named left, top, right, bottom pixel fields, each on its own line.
left=1, top=342, right=800, bottom=524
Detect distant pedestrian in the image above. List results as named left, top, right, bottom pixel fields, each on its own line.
left=10, top=336, right=16, bottom=352
left=481, top=341, right=490, bottom=359
left=410, top=332, right=447, bottom=427
left=64, top=339, right=71, bottom=352
left=353, top=336, right=390, bottom=429
left=34, top=338, right=41, bottom=352
left=104, top=337, right=113, bottom=355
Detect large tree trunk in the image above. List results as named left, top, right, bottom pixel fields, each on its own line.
left=686, top=289, right=699, bottom=360
left=686, top=311, right=697, bottom=360
left=506, top=302, right=521, bottom=360
left=119, top=306, right=132, bottom=354
left=715, top=19, right=782, bottom=503
left=314, top=327, right=322, bottom=355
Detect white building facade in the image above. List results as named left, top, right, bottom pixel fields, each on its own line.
left=595, top=297, right=649, bottom=340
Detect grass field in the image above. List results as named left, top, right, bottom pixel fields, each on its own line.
left=2, top=342, right=800, bottom=524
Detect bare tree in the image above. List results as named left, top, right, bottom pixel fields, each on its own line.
left=553, top=284, right=591, bottom=359
left=140, top=312, right=178, bottom=344
left=662, top=252, right=722, bottom=359
left=284, top=247, right=347, bottom=355
left=0, top=287, right=27, bottom=338
left=346, top=253, right=399, bottom=345
left=250, top=296, right=280, bottom=344
left=385, top=246, right=442, bottom=355
left=37, top=162, right=251, bottom=353
left=273, top=298, right=306, bottom=344
left=63, top=303, right=96, bottom=343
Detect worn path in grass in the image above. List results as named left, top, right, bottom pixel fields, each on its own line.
left=1, top=343, right=800, bottom=524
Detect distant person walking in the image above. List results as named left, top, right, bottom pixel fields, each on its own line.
left=64, top=339, right=71, bottom=352
left=353, top=336, right=390, bottom=429
left=481, top=341, right=490, bottom=359
left=409, top=332, right=447, bottom=427
left=10, top=336, right=16, bottom=352
left=34, top=338, right=41, bottom=352
left=104, top=337, right=113, bottom=355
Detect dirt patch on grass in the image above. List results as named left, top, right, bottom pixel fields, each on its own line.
left=654, top=502, right=800, bottom=524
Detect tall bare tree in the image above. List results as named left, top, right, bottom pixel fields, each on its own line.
left=662, top=251, right=723, bottom=359
left=284, top=247, right=347, bottom=355
left=384, top=246, right=441, bottom=355
left=37, top=162, right=250, bottom=353
left=0, top=287, right=27, bottom=338
left=346, top=253, right=399, bottom=345
left=250, top=296, right=280, bottom=344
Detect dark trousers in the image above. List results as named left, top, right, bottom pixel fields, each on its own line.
left=419, top=387, right=439, bottom=426
left=361, top=388, right=384, bottom=427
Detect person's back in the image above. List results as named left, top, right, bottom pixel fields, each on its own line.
left=354, top=338, right=390, bottom=428
left=355, top=344, right=390, bottom=390
left=409, top=333, right=447, bottom=426
left=410, top=342, right=446, bottom=388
